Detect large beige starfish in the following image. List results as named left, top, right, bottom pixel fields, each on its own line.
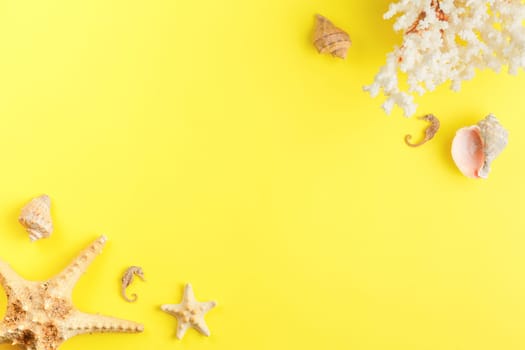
left=0, top=235, right=143, bottom=350
left=161, top=283, right=216, bottom=339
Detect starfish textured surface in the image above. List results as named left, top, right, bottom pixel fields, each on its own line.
left=161, top=283, right=216, bottom=340
left=0, top=235, right=144, bottom=350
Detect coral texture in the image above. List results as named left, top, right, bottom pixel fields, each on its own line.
left=364, top=0, right=525, bottom=116
left=0, top=236, right=143, bottom=350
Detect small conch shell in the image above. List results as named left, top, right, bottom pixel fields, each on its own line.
left=18, top=194, right=53, bottom=241
left=451, top=114, right=508, bottom=179
left=313, top=14, right=351, bottom=59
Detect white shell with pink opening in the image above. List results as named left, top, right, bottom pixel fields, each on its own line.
left=451, top=114, right=508, bottom=179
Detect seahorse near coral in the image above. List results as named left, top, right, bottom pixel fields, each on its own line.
left=405, top=114, right=440, bottom=147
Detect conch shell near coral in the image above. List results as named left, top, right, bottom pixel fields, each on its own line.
left=451, top=114, right=508, bottom=179
left=18, top=194, right=53, bottom=241
left=313, top=14, right=351, bottom=59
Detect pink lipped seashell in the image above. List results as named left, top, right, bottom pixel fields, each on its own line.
left=451, top=126, right=485, bottom=178
left=451, top=114, right=508, bottom=179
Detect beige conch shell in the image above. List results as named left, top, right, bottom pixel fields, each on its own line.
left=18, top=194, right=53, bottom=241
left=313, top=14, right=351, bottom=59
left=451, top=114, right=508, bottom=179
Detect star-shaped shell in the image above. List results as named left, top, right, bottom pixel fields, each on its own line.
left=161, top=284, right=216, bottom=340
left=0, top=235, right=143, bottom=350
left=19, top=195, right=53, bottom=242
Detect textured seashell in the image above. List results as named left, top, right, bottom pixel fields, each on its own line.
left=313, top=14, right=351, bottom=59
left=18, top=194, right=53, bottom=241
left=477, top=114, right=509, bottom=178
left=451, top=114, right=508, bottom=179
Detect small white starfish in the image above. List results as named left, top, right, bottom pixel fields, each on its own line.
left=161, top=284, right=216, bottom=339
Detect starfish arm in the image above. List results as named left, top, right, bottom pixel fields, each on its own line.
left=32, top=337, right=64, bottom=350
left=0, top=260, right=30, bottom=297
left=0, top=325, right=12, bottom=345
left=61, top=311, right=144, bottom=339
left=34, top=344, right=58, bottom=350
left=48, top=236, right=107, bottom=296
left=176, top=322, right=190, bottom=339
left=160, top=305, right=188, bottom=339
left=200, top=301, right=217, bottom=313
left=193, top=319, right=211, bottom=337
left=183, top=283, right=196, bottom=303
left=160, top=304, right=182, bottom=315
left=0, top=323, right=63, bottom=350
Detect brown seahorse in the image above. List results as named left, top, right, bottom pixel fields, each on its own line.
left=405, top=114, right=440, bottom=147
left=121, top=266, right=145, bottom=302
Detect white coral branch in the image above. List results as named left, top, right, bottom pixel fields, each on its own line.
left=364, top=0, right=525, bottom=117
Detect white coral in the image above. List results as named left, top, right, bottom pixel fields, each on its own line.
left=364, top=0, right=525, bottom=117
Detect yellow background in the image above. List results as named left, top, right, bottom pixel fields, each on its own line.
left=0, top=0, right=523, bottom=349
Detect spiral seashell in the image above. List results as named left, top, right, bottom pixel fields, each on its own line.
left=18, top=194, right=53, bottom=241
left=451, top=114, right=508, bottom=179
left=313, top=14, right=351, bottom=59
left=477, top=114, right=509, bottom=178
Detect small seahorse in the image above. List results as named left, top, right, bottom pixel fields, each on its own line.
left=121, top=266, right=145, bottom=302
left=405, top=114, right=440, bottom=147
